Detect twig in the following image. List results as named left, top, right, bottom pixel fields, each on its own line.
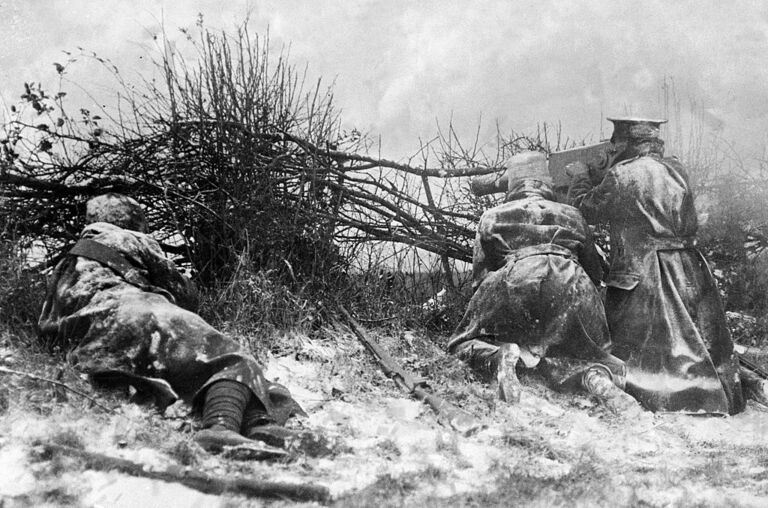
left=420, top=166, right=456, bottom=292
left=40, top=443, right=331, bottom=503
left=0, top=365, right=115, bottom=413
left=355, top=315, right=398, bottom=324
left=280, top=128, right=505, bottom=177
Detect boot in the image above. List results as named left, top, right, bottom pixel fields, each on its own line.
left=242, top=403, right=334, bottom=456
left=195, top=380, right=256, bottom=452
left=241, top=402, right=298, bottom=448
left=495, top=343, right=522, bottom=403
left=581, top=365, right=642, bottom=415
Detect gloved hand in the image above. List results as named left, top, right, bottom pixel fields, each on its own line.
left=565, top=161, right=589, bottom=178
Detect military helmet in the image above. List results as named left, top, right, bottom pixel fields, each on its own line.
left=504, top=151, right=550, bottom=188
left=85, top=193, right=147, bottom=233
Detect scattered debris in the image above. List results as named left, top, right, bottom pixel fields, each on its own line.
left=0, top=365, right=115, bottom=413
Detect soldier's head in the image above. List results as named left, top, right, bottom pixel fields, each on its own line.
left=607, top=117, right=667, bottom=162
left=85, top=193, right=147, bottom=233
left=504, top=151, right=553, bottom=200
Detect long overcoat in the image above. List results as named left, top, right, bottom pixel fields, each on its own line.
left=38, top=222, right=300, bottom=422
left=570, top=155, right=744, bottom=414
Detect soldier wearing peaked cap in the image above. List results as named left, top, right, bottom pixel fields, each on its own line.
left=568, top=117, right=754, bottom=414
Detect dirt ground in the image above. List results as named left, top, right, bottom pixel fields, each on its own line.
left=2, top=326, right=768, bottom=508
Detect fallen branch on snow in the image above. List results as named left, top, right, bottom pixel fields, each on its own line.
left=38, top=442, right=332, bottom=503
left=0, top=365, right=115, bottom=414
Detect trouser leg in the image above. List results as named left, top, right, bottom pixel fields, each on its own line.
left=201, top=379, right=252, bottom=432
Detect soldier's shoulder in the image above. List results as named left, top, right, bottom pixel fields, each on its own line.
left=611, top=155, right=669, bottom=176
left=660, top=155, right=685, bottom=171
left=478, top=200, right=527, bottom=230
left=81, top=222, right=154, bottom=251
left=480, top=199, right=519, bottom=218
left=81, top=222, right=124, bottom=240
left=618, top=154, right=670, bottom=168
left=483, top=197, right=584, bottom=227
left=516, top=196, right=576, bottom=214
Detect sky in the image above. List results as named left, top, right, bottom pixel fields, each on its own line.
left=2, top=0, right=768, bottom=164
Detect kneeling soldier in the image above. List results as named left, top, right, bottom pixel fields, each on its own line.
left=450, top=153, right=637, bottom=411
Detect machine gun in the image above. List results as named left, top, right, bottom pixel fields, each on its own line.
left=470, top=141, right=615, bottom=198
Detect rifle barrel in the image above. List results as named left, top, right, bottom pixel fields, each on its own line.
left=336, top=304, right=482, bottom=436
left=739, top=354, right=768, bottom=379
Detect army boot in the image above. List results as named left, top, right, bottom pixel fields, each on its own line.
left=194, top=380, right=283, bottom=456
left=581, top=365, right=643, bottom=415
left=242, top=403, right=335, bottom=457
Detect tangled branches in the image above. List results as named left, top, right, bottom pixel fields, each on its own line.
left=0, top=23, right=515, bottom=291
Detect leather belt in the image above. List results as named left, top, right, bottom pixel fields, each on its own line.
left=645, top=236, right=696, bottom=250
left=504, top=243, right=576, bottom=264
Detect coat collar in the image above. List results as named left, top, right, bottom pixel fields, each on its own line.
left=505, top=178, right=555, bottom=201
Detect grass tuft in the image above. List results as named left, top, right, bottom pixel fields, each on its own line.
left=0, top=240, right=46, bottom=346
left=49, top=428, right=85, bottom=450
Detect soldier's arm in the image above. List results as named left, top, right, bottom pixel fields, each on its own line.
left=140, top=239, right=200, bottom=311
left=471, top=231, right=491, bottom=291
left=577, top=225, right=605, bottom=286
left=471, top=211, right=508, bottom=291
left=567, top=170, right=619, bottom=224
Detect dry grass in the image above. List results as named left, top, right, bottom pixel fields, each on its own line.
left=0, top=241, right=46, bottom=345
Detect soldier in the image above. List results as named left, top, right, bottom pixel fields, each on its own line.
left=568, top=117, right=748, bottom=414
left=449, top=152, right=637, bottom=411
left=39, top=193, right=304, bottom=451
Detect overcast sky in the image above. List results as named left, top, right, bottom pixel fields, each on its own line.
left=3, top=0, right=768, bottom=163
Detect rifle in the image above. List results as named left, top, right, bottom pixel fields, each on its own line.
left=738, top=354, right=768, bottom=379
left=733, top=344, right=768, bottom=379
left=336, top=305, right=483, bottom=436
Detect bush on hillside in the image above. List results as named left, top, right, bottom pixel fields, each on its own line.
left=0, top=21, right=353, bottom=289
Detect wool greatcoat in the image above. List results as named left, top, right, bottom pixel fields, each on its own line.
left=448, top=179, right=626, bottom=386
left=569, top=154, right=745, bottom=414
left=38, top=221, right=301, bottom=423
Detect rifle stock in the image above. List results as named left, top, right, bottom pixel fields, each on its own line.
left=337, top=305, right=482, bottom=436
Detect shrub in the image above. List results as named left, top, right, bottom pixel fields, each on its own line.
left=0, top=21, right=352, bottom=289
left=697, top=172, right=768, bottom=314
